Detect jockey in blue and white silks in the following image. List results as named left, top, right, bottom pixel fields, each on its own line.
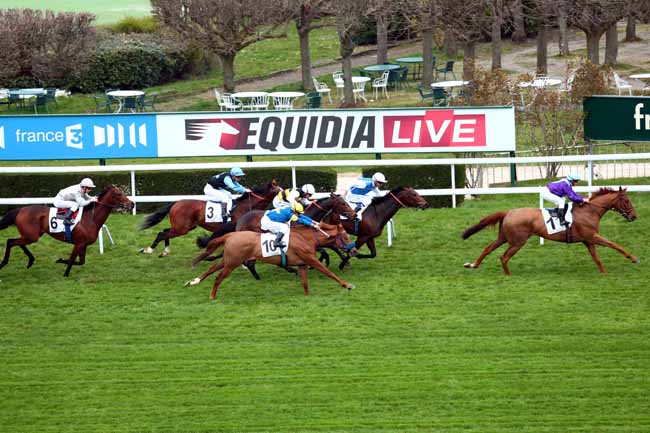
left=345, top=172, right=388, bottom=213
left=203, top=167, right=248, bottom=216
left=260, top=202, right=319, bottom=248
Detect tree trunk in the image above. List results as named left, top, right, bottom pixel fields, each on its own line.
left=443, top=31, right=457, bottom=57
left=624, top=14, right=637, bottom=42
left=421, top=29, right=434, bottom=87
left=298, top=26, right=312, bottom=90
left=536, top=24, right=548, bottom=75
left=511, top=0, right=526, bottom=43
left=605, top=23, right=619, bottom=65
left=220, top=53, right=236, bottom=92
left=558, top=0, right=569, bottom=56
left=376, top=12, right=389, bottom=64
left=491, top=11, right=502, bottom=70
left=463, top=41, right=476, bottom=82
left=341, top=53, right=354, bottom=105
left=585, top=31, right=601, bottom=64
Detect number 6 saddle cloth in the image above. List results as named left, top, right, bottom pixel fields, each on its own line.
left=260, top=231, right=291, bottom=258
left=48, top=207, right=84, bottom=233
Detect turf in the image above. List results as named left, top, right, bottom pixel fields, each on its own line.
left=0, top=191, right=649, bottom=432
left=0, top=0, right=150, bottom=24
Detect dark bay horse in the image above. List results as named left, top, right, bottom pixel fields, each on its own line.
left=321, top=186, right=430, bottom=269
left=186, top=223, right=356, bottom=299
left=462, top=187, right=638, bottom=275
left=0, top=185, right=133, bottom=276
left=139, top=181, right=280, bottom=256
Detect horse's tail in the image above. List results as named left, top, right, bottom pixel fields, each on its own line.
left=462, top=211, right=508, bottom=240
left=139, top=203, right=174, bottom=230
left=195, top=221, right=236, bottom=249
left=192, top=234, right=230, bottom=267
left=0, top=208, right=19, bottom=230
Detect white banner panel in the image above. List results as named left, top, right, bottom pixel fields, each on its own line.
left=155, top=107, right=515, bottom=157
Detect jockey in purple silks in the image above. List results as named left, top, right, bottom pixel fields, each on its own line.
left=541, top=172, right=589, bottom=225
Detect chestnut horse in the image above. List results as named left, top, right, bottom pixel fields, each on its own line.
left=139, top=181, right=280, bottom=256
left=462, top=187, right=638, bottom=275
left=0, top=185, right=133, bottom=276
left=185, top=223, right=356, bottom=299
left=320, top=186, right=430, bottom=269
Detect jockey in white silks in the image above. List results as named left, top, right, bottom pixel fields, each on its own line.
left=53, top=177, right=98, bottom=224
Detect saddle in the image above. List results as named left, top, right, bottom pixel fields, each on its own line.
left=56, top=208, right=79, bottom=221
left=542, top=203, right=573, bottom=239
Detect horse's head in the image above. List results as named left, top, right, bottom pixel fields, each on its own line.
left=394, top=186, right=430, bottom=209
left=613, top=187, right=636, bottom=222
left=98, top=185, right=134, bottom=211
left=262, top=179, right=282, bottom=199
left=327, top=193, right=357, bottom=219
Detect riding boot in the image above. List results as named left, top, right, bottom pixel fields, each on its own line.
left=220, top=203, right=229, bottom=222
left=557, top=206, right=567, bottom=227
left=275, top=232, right=286, bottom=249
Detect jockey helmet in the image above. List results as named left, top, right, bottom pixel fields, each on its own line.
left=301, top=184, right=315, bottom=196
left=372, top=172, right=387, bottom=184
left=230, top=167, right=245, bottom=177
left=291, top=202, right=304, bottom=213
left=80, top=178, right=96, bottom=188
left=566, top=172, right=581, bottom=182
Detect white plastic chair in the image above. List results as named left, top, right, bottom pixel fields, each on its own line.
left=272, top=95, right=293, bottom=110
left=249, top=94, right=269, bottom=110
left=352, top=79, right=367, bottom=103
left=372, top=71, right=389, bottom=100
left=214, top=89, right=241, bottom=111
left=558, top=73, right=575, bottom=93
left=332, top=72, right=344, bottom=96
left=311, top=77, right=332, bottom=103
left=613, top=72, right=632, bottom=96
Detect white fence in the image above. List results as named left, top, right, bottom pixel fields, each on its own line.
left=2, top=153, right=650, bottom=210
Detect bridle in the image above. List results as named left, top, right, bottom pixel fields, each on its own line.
left=307, top=198, right=333, bottom=222
left=586, top=193, right=634, bottom=220
left=388, top=191, right=407, bottom=208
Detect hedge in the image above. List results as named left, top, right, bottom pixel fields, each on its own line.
left=362, top=164, right=465, bottom=208
left=0, top=167, right=338, bottom=213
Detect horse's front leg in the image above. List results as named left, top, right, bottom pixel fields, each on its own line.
left=353, top=237, right=377, bottom=259
left=302, top=254, right=355, bottom=290
left=61, top=244, right=84, bottom=277
left=592, top=234, right=639, bottom=264
left=298, top=265, right=309, bottom=295
left=583, top=242, right=606, bottom=273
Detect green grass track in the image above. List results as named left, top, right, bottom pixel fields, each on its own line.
left=0, top=191, right=649, bottom=432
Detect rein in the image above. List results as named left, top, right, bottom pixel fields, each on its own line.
left=307, top=199, right=333, bottom=222
left=388, top=192, right=407, bottom=208
left=586, top=194, right=634, bottom=219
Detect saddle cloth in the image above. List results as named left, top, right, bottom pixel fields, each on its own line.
left=48, top=207, right=83, bottom=233
left=205, top=201, right=226, bottom=223
left=541, top=203, right=573, bottom=235
left=341, top=202, right=366, bottom=221
left=260, top=231, right=290, bottom=258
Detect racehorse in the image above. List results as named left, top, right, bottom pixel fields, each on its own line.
left=320, top=186, right=430, bottom=269
left=0, top=185, right=133, bottom=276
left=139, top=180, right=280, bottom=256
left=462, top=187, right=638, bottom=275
left=185, top=223, right=356, bottom=299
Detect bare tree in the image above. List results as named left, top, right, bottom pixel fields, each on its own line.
left=624, top=13, right=638, bottom=42
left=567, top=0, right=631, bottom=64
left=557, top=0, right=570, bottom=55
left=405, top=0, right=437, bottom=86
left=152, top=0, right=290, bottom=91
left=604, top=22, right=619, bottom=65
left=510, top=0, right=527, bottom=43
left=290, top=0, right=334, bottom=90
left=488, top=0, right=511, bottom=70
left=334, top=0, right=372, bottom=104
left=374, top=0, right=392, bottom=64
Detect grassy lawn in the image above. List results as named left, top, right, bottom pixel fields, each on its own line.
left=0, top=0, right=150, bottom=24
left=0, top=188, right=648, bottom=432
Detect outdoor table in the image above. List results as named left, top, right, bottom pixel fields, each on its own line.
left=630, top=73, right=650, bottom=94
left=351, top=76, right=371, bottom=102
left=431, top=80, right=470, bottom=98
left=268, top=91, right=305, bottom=110
left=9, top=88, right=46, bottom=101
left=363, top=64, right=400, bottom=77
left=106, top=90, right=144, bottom=113
left=518, top=78, right=563, bottom=89
left=231, top=91, right=269, bottom=110
left=396, top=57, right=423, bottom=80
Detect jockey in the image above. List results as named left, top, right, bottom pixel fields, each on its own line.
left=260, top=201, right=319, bottom=249
left=203, top=167, right=249, bottom=219
left=541, top=172, right=588, bottom=225
left=272, top=184, right=315, bottom=210
left=53, top=178, right=98, bottom=225
left=345, top=172, right=388, bottom=215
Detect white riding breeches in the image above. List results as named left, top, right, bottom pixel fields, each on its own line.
left=260, top=215, right=289, bottom=236
left=204, top=185, right=233, bottom=213
left=540, top=189, right=566, bottom=208
left=272, top=196, right=291, bottom=209
left=53, top=199, right=79, bottom=211
left=346, top=194, right=372, bottom=211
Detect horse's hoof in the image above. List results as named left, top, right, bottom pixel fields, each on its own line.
left=184, top=277, right=201, bottom=287
left=464, top=262, right=477, bottom=269
left=633, top=258, right=640, bottom=264
left=56, top=258, right=66, bottom=264
left=158, top=252, right=169, bottom=258
left=347, top=284, right=355, bottom=291
left=139, top=247, right=154, bottom=254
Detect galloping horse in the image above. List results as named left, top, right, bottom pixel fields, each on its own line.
left=186, top=223, right=356, bottom=299
left=0, top=185, right=133, bottom=276
left=462, top=187, right=638, bottom=275
left=139, top=181, right=280, bottom=256
left=321, top=186, right=430, bottom=269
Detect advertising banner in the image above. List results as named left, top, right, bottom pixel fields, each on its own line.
left=584, top=96, right=650, bottom=141
left=0, top=107, right=515, bottom=160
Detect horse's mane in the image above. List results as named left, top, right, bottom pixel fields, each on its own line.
left=591, top=187, right=617, bottom=198
left=370, top=186, right=406, bottom=205
left=85, top=186, right=112, bottom=211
